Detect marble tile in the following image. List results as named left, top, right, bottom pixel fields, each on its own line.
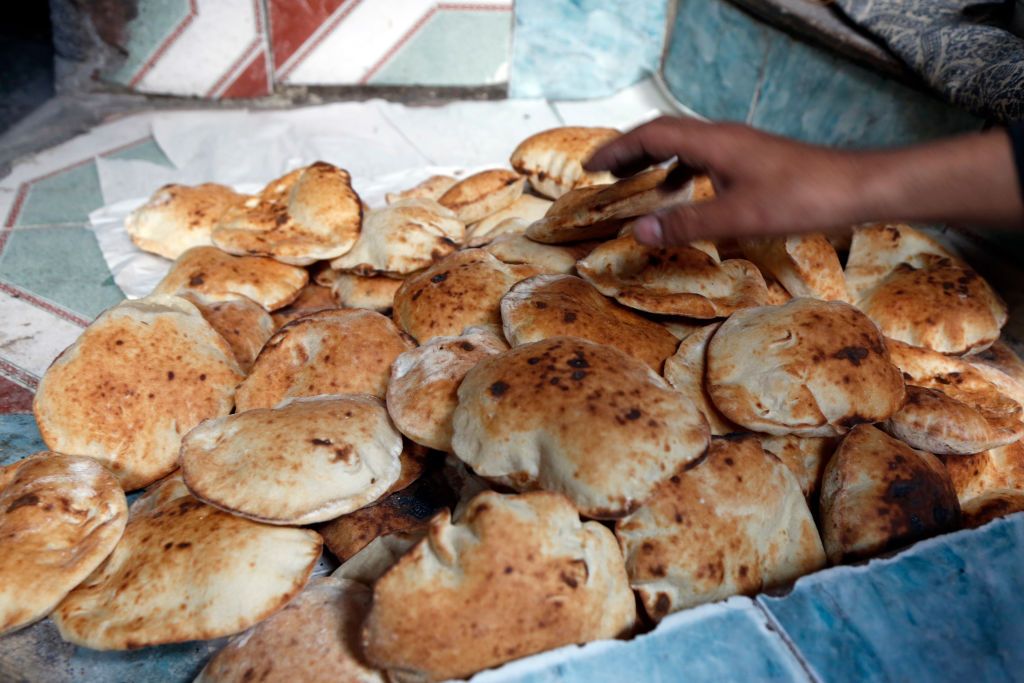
left=760, top=514, right=1024, bottom=683
left=661, top=0, right=770, bottom=122
left=271, top=0, right=512, bottom=86
left=509, top=0, right=670, bottom=100
left=103, top=0, right=272, bottom=98
left=751, top=33, right=982, bottom=147
left=472, top=598, right=810, bottom=683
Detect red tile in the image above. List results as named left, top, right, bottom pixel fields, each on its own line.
left=0, top=376, right=34, bottom=413
left=269, top=0, right=348, bottom=74
left=221, top=50, right=272, bottom=98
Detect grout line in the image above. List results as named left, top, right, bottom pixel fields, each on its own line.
left=754, top=598, right=823, bottom=683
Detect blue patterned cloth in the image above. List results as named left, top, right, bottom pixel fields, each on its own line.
left=833, top=0, right=1024, bottom=121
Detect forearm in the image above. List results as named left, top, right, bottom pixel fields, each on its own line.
left=855, top=128, right=1024, bottom=229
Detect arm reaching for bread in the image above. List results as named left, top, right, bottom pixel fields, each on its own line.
left=585, top=116, right=1024, bottom=246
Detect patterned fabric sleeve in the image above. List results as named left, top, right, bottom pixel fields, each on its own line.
left=833, top=0, right=1024, bottom=122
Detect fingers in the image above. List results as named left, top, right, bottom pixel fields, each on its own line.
left=584, top=116, right=726, bottom=178
left=633, top=198, right=771, bottom=246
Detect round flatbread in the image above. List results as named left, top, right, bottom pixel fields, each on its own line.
left=184, top=294, right=275, bottom=373
left=738, top=234, right=850, bottom=302
left=34, top=295, right=244, bottom=490
left=484, top=232, right=595, bottom=274
left=437, top=169, right=525, bottom=224
left=182, top=395, right=403, bottom=525
left=706, top=298, right=905, bottom=436
left=577, top=235, right=772, bottom=318
left=616, top=436, right=825, bottom=621
left=328, top=272, right=403, bottom=312
left=451, top=337, right=710, bottom=518
left=153, top=246, right=308, bottom=311
left=329, top=199, right=465, bottom=276
left=53, top=475, right=322, bottom=650
left=385, top=175, right=457, bottom=205
left=465, top=194, right=552, bottom=247
left=270, top=283, right=339, bottom=329
left=756, top=434, right=834, bottom=498
left=943, top=440, right=1024, bottom=505
left=213, top=162, right=363, bottom=266
left=196, top=577, right=384, bottom=683
left=125, top=183, right=247, bottom=259
left=0, top=453, right=127, bottom=636
left=363, top=491, right=636, bottom=682
left=235, top=308, right=414, bottom=411
left=819, top=424, right=960, bottom=564
left=961, top=489, right=1024, bottom=528
left=392, top=249, right=543, bottom=343
left=662, top=322, right=735, bottom=435
left=510, top=126, right=620, bottom=199
left=501, top=274, right=679, bottom=372
left=387, top=329, right=508, bottom=451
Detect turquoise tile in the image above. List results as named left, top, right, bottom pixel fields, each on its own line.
left=662, top=0, right=770, bottom=122
left=103, top=0, right=193, bottom=87
left=11, top=162, right=104, bottom=226
left=510, top=0, right=669, bottom=99
left=370, top=10, right=512, bottom=86
left=751, top=34, right=982, bottom=147
left=0, top=413, right=44, bottom=467
left=0, top=225, right=124, bottom=320
left=104, top=137, right=174, bottom=167
left=760, top=514, right=1024, bottom=683
left=473, top=598, right=809, bottom=683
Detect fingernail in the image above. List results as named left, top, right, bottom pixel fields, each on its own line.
left=633, top=215, right=663, bottom=245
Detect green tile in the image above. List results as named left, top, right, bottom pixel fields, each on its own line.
left=370, top=10, right=512, bottom=86
left=103, top=0, right=193, bottom=87
left=0, top=225, right=124, bottom=319
left=105, top=137, right=174, bottom=166
left=13, top=162, right=105, bottom=226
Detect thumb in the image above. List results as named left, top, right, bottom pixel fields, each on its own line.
left=632, top=198, right=764, bottom=246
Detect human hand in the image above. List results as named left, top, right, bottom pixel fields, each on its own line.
left=584, top=116, right=1022, bottom=246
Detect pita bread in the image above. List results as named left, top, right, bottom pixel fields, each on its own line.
left=0, top=453, right=127, bottom=636
left=213, top=162, right=363, bottom=266
left=659, top=319, right=708, bottom=340
left=392, top=249, right=543, bottom=342
left=235, top=309, right=414, bottom=411
left=387, top=329, right=508, bottom=451
left=386, top=175, right=457, bottom=205
left=195, top=577, right=384, bottom=683
left=502, top=274, right=679, bottom=372
left=319, top=466, right=457, bottom=561
left=510, top=126, right=620, bottom=199
left=844, top=224, right=1005, bottom=354
left=184, top=294, right=275, bottom=373
left=616, top=436, right=825, bottom=620
left=961, top=489, right=1024, bottom=528
left=437, top=169, right=525, bottom=224
left=886, top=339, right=1023, bottom=434
left=706, top=298, right=905, bottom=437
left=857, top=259, right=1006, bottom=355
left=662, top=322, right=735, bottom=435
left=52, top=475, right=321, bottom=650
left=819, top=424, right=960, bottom=564
left=757, top=435, right=834, bottom=498
left=844, top=223, right=955, bottom=301
left=125, top=183, right=247, bottom=259
left=270, top=283, right=339, bottom=329
left=465, top=194, right=552, bottom=247
left=181, top=395, right=402, bottom=525
left=334, top=533, right=423, bottom=586
left=577, top=235, right=772, bottom=318
left=153, top=246, right=309, bottom=311
left=389, top=440, right=432, bottom=495
left=34, top=295, right=243, bottom=490
left=884, top=385, right=1022, bottom=455
left=970, top=341, right=1024, bottom=385
left=451, top=337, right=710, bottom=518
left=484, top=232, right=594, bottom=274
left=327, top=272, right=402, bottom=313
left=738, top=234, right=850, bottom=302
left=363, top=491, right=636, bottom=682
left=943, top=440, right=1024, bottom=505
left=764, top=276, right=793, bottom=305
left=329, top=199, right=465, bottom=276
left=527, top=168, right=693, bottom=244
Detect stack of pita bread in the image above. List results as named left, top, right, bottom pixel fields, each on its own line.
left=2, top=125, right=1020, bottom=682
